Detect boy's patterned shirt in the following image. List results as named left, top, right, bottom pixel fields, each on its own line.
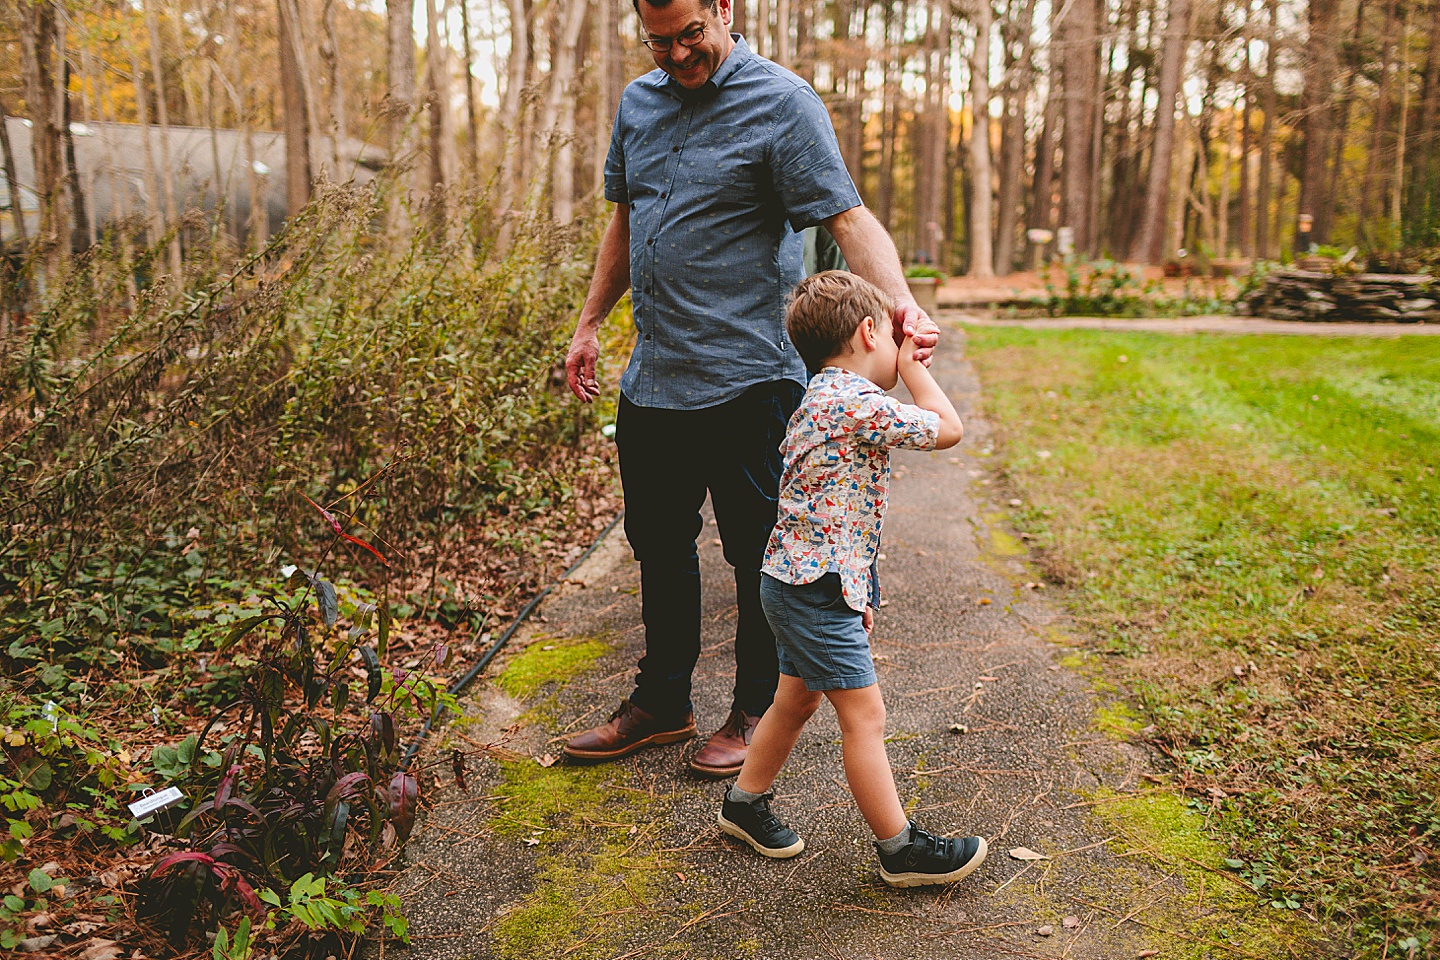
left=762, top=367, right=941, bottom=612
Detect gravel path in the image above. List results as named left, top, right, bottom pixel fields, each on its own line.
left=390, top=331, right=1318, bottom=959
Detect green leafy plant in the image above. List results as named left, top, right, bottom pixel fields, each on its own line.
left=256, top=873, right=406, bottom=942
left=904, top=264, right=945, bottom=279
left=213, top=916, right=254, bottom=960
left=1, top=699, right=140, bottom=861
left=1042, top=260, right=1225, bottom=317
left=0, top=868, right=71, bottom=949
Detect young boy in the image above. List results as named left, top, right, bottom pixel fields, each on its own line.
left=715, top=271, right=987, bottom=888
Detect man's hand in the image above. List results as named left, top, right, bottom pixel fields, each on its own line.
left=565, top=330, right=602, bottom=402
left=862, top=606, right=874, bottom=634
left=894, top=301, right=940, bottom=366
left=823, top=205, right=943, bottom=366
left=566, top=203, right=631, bottom=403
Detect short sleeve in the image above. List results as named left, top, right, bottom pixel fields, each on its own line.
left=603, top=105, right=629, bottom=204
left=767, top=85, right=862, bottom=231
left=849, top=394, right=940, bottom=451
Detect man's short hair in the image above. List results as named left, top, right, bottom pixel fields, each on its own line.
left=634, top=0, right=718, bottom=14
left=786, top=271, right=894, bottom=371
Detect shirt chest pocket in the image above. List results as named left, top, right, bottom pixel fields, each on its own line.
left=678, top=126, right=755, bottom=188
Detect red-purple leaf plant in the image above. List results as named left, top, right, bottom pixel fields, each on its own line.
left=138, top=495, right=443, bottom=953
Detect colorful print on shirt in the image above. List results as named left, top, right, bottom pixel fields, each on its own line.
left=762, top=367, right=941, bottom=613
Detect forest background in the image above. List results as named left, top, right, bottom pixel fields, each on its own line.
left=4, top=0, right=1440, bottom=282
left=0, top=0, right=1437, bottom=956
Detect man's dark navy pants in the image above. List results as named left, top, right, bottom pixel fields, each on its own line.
left=615, top=380, right=805, bottom=721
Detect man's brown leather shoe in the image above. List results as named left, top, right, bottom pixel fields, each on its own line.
left=563, top=700, right=696, bottom=761
left=688, top=708, right=761, bottom=778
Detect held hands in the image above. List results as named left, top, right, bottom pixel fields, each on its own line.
left=565, top=330, right=602, bottom=402
left=893, top=301, right=940, bottom=366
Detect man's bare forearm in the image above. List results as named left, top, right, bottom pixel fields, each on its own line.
left=576, top=204, right=633, bottom=334
left=823, top=205, right=914, bottom=308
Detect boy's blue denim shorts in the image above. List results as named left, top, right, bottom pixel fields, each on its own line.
left=760, top=573, right=877, bottom=692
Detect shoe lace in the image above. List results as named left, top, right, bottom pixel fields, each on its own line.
left=910, top=827, right=955, bottom=862
left=721, top=709, right=748, bottom=734
left=753, top=794, right=786, bottom=833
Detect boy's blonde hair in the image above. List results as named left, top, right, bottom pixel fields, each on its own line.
left=786, top=271, right=895, bottom=371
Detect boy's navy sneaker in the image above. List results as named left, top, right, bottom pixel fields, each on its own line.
left=876, top=822, right=988, bottom=888
left=718, top=791, right=805, bottom=859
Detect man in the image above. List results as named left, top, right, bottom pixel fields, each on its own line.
left=563, top=0, right=939, bottom=777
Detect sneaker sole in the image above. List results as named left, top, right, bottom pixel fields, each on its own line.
left=716, top=811, right=805, bottom=859
left=561, top=725, right=697, bottom=761
left=879, top=836, right=989, bottom=888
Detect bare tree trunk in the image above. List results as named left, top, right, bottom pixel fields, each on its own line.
left=1295, top=0, right=1341, bottom=251
left=1359, top=0, right=1398, bottom=242
left=877, top=1, right=898, bottom=230
left=1404, top=0, right=1439, bottom=236
left=915, top=1, right=953, bottom=268
left=165, top=0, right=201, bottom=126
left=1129, top=0, right=1191, bottom=263
left=1027, top=82, right=1058, bottom=268
left=545, top=0, right=590, bottom=223
left=321, top=0, right=348, bottom=172
left=423, top=0, right=448, bottom=232
left=77, top=38, right=102, bottom=248
left=494, top=0, right=529, bottom=225
left=1217, top=110, right=1233, bottom=256
left=967, top=0, right=994, bottom=277
left=1255, top=0, right=1278, bottom=258
left=1392, top=3, right=1410, bottom=227
left=20, top=0, right=66, bottom=278
left=781, top=0, right=795, bottom=65
left=144, top=0, right=184, bottom=274
left=1109, top=0, right=1142, bottom=254
left=1059, top=0, right=1097, bottom=255
left=1239, top=67, right=1253, bottom=256
left=994, top=0, right=1034, bottom=275
left=593, top=0, right=619, bottom=190
left=61, top=58, right=90, bottom=248
left=457, top=0, right=481, bottom=184
left=386, top=0, right=419, bottom=210
left=277, top=0, right=315, bottom=211
left=1087, top=9, right=1112, bottom=256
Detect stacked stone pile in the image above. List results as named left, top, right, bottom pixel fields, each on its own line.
left=1237, top=269, right=1438, bottom=322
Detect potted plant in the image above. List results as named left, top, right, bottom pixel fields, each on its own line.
left=904, top=265, right=945, bottom=313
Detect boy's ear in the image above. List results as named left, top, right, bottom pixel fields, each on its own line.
left=857, top=315, right=877, bottom=351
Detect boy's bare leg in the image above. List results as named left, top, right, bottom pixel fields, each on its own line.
left=824, top=685, right=909, bottom=839
left=735, top=674, right=822, bottom=794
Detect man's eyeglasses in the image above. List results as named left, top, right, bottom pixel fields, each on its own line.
left=641, top=21, right=708, bottom=53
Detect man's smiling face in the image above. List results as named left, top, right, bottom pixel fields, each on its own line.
left=638, top=0, right=735, bottom=90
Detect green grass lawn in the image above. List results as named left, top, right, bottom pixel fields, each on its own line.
left=965, top=328, right=1440, bottom=957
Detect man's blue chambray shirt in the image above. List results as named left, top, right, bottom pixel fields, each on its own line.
left=604, top=36, right=862, bottom=410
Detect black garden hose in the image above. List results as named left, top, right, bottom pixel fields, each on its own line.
left=399, top=510, right=626, bottom=768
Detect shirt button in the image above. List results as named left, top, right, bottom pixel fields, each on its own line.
left=645, top=334, right=653, bottom=340
left=660, top=192, right=667, bottom=199
left=671, top=146, right=679, bottom=153
left=647, top=238, right=655, bottom=245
